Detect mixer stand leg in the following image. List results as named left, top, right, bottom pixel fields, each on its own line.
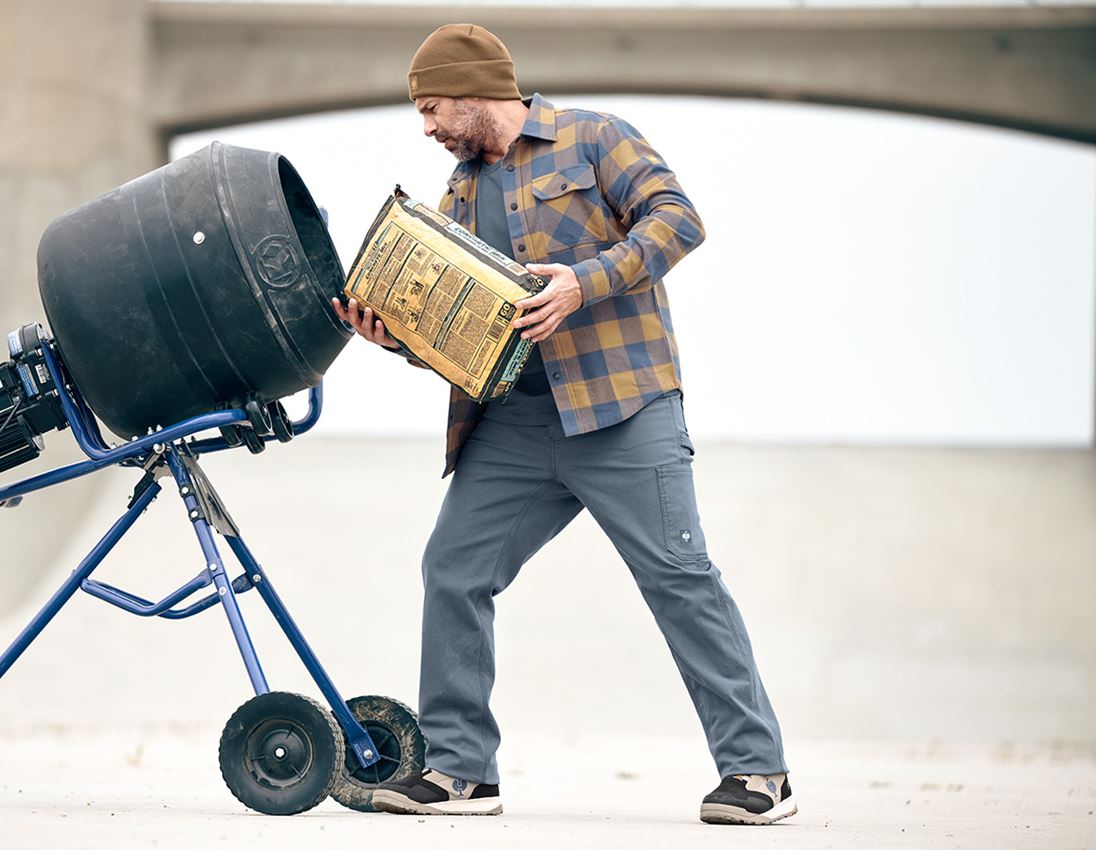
left=165, top=448, right=270, bottom=695
left=0, top=477, right=161, bottom=678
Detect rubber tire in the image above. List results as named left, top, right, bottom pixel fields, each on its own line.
left=219, top=691, right=344, bottom=816
left=245, top=397, right=273, bottom=435
left=328, top=695, right=426, bottom=812
left=219, top=424, right=244, bottom=448
left=268, top=400, right=294, bottom=444
left=241, top=426, right=265, bottom=455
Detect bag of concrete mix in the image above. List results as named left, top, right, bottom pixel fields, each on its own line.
left=344, top=186, right=546, bottom=403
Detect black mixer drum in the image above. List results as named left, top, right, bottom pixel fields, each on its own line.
left=36, top=141, right=350, bottom=439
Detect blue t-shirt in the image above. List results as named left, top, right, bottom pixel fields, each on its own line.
left=475, top=155, right=559, bottom=425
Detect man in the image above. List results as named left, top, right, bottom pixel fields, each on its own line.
left=332, top=23, right=795, bottom=825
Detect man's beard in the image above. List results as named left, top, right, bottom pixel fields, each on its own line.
left=437, top=100, right=502, bottom=162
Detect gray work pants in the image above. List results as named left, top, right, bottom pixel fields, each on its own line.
left=418, top=392, right=788, bottom=784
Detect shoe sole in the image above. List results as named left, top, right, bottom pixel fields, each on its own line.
left=372, top=790, right=503, bottom=816
left=700, top=795, right=797, bottom=825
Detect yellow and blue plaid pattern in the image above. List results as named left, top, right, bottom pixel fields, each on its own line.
left=430, top=92, right=706, bottom=476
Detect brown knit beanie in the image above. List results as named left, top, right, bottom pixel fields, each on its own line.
left=407, top=23, right=522, bottom=102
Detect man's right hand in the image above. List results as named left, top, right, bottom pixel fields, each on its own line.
left=332, top=297, right=400, bottom=350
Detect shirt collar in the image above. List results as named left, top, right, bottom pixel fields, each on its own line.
left=518, top=92, right=557, bottom=142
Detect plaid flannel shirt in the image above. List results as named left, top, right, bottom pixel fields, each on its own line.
left=398, top=92, right=706, bottom=477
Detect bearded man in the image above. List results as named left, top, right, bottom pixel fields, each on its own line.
left=333, top=23, right=795, bottom=826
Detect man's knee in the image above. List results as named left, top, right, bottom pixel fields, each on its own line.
left=421, top=531, right=452, bottom=585
left=421, top=530, right=495, bottom=595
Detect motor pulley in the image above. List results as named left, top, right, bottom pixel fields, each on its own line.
left=0, top=325, right=68, bottom=475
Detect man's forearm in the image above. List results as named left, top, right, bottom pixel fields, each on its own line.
left=571, top=200, right=705, bottom=306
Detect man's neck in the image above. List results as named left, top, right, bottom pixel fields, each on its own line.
left=481, top=99, right=530, bottom=166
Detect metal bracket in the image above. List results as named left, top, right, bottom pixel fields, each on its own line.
left=126, top=448, right=171, bottom=510
left=179, top=454, right=240, bottom=537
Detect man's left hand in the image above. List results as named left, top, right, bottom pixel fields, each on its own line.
left=514, top=263, right=583, bottom=343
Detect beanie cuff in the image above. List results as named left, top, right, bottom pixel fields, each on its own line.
left=408, top=58, right=522, bottom=101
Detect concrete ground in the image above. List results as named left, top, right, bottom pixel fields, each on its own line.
left=3, top=729, right=1094, bottom=850
left=2, top=436, right=1094, bottom=848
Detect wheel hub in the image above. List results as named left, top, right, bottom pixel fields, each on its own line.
left=348, top=721, right=403, bottom=784
left=247, top=719, right=313, bottom=788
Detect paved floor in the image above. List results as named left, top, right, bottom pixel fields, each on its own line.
left=3, top=728, right=1094, bottom=849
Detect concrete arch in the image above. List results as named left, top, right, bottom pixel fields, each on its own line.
left=152, top=4, right=1096, bottom=147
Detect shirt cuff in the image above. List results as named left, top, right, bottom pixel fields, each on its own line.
left=572, top=255, right=612, bottom=307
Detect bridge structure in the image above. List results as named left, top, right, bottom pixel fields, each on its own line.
left=150, top=2, right=1096, bottom=145
left=1, top=0, right=1094, bottom=609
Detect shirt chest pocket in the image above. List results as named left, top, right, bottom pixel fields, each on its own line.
left=529, top=163, right=609, bottom=254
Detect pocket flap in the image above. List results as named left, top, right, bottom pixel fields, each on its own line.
left=531, top=164, right=597, bottom=201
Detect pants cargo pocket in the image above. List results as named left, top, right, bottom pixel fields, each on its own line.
left=655, top=464, right=708, bottom=565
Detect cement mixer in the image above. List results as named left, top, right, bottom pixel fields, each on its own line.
left=0, top=143, right=424, bottom=815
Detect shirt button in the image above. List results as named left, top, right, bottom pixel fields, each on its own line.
left=552, top=372, right=561, bottom=381
left=459, top=196, right=466, bottom=203
left=561, top=183, right=568, bottom=190
left=517, top=243, right=526, bottom=252
left=510, top=202, right=517, bottom=211
left=506, top=165, right=515, bottom=172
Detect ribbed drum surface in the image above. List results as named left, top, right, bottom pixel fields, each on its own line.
left=37, top=142, right=350, bottom=439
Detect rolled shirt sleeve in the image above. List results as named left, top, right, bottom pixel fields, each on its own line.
left=571, top=116, right=706, bottom=307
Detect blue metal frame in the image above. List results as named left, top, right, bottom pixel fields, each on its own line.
left=0, top=329, right=380, bottom=770
left=0, top=478, right=161, bottom=678
left=222, top=534, right=380, bottom=769
left=0, top=336, right=323, bottom=504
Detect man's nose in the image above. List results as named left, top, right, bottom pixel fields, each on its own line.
left=423, top=116, right=437, bottom=137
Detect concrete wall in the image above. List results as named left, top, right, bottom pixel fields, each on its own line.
left=0, top=0, right=158, bottom=607
left=2, top=438, right=1092, bottom=743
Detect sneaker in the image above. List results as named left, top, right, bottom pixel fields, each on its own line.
left=699, top=772, right=797, bottom=825
left=371, top=768, right=502, bottom=816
